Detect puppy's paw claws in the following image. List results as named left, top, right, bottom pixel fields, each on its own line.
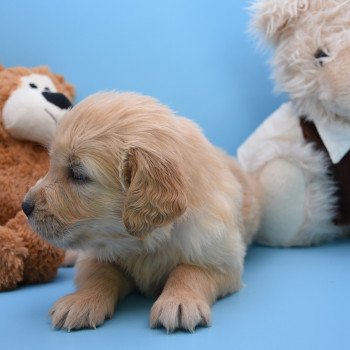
left=50, top=291, right=115, bottom=331
left=150, top=291, right=211, bottom=332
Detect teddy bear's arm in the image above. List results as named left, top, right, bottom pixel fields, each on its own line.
left=0, top=224, right=28, bottom=290
left=5, top=211, right=64, bottom=285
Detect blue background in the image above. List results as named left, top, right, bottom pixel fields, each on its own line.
left=0, top=1, right=349, bottom=349
left=0, top=0, right=285, bottom=153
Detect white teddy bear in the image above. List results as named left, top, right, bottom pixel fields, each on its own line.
left=238, top=0, right=350, bottom=246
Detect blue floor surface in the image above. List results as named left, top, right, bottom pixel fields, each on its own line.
left=1, top=241, right=349, bottom=350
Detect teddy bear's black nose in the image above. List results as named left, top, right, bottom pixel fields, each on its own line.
left=22, top=200, right=35, bottom=216
left=42, top=91, right=72, bottom=110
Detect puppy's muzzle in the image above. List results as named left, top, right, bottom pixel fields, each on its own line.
left=22, top=199, right=35, bottom=216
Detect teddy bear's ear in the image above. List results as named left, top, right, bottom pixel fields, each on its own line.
left=0, top=65, right=4, bottom=72
left=51, top=73, right=75, bottom=101
left=249, top=0, right=309, bottom=45
left=32, top=66, right=50, bottom=75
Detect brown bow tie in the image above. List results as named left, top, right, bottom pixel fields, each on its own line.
left=300, top=116, right=350, bottom=226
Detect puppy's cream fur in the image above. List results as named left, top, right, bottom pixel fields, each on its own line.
left=25, top=92, right=261, bottom=332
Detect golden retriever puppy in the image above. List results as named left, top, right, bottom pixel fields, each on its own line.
left=23, top=92, right=261, bottom=332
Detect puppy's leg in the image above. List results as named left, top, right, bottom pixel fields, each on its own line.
left=50, top=256, right=134, bottom=331
left=150, top=264, right=241, bottom=332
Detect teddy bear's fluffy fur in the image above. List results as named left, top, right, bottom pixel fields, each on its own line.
left=251, top=0, right=350, bottom=122
left=0, top=66, right=74, bottom=289
left=238, top=0, right=350, bottom=246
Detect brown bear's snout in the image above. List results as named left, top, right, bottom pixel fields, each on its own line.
left=42, top=91, right=72, bottom=110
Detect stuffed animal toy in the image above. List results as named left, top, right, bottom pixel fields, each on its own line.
left=0, top=65, right=75, bottom=290
left=237, top=0, right=350, bottom=247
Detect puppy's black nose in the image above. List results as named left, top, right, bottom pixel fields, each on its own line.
left=42, top=91, right=72, bottom=110
left=22, top=200, right=35, bottom=216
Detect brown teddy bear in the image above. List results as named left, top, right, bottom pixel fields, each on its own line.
left=0, top=65, right=75, bottom=290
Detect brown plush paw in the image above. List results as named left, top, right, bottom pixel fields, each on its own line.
left=150, top=290, right=211, bottom=332
left=0, top=227, right=28, bottom=290
left=6, top=211, right=64, bottom=285
left=50, top=290, right=116, bottom=331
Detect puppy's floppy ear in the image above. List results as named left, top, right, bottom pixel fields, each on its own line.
left=249, top=0, right=309, bottom=45
left=120, top=147, right=187, bottom=238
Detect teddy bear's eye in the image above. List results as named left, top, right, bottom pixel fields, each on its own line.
left=314, top=49, right=328, bottom=60
left=44, top=87, right=50, bottom=91
left=29, top=83, right=38, bottom=88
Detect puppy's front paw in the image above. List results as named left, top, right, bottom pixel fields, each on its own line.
left=150, top=291, right=211, bottom=332
left=50, top=291, right=115, bottom=331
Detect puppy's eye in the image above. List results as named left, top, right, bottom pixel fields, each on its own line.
left=29, top=83, right=38, bottom=88
left=314, top=49, right=329, bottom=65
left=68, top=167, right=90, bottom=183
